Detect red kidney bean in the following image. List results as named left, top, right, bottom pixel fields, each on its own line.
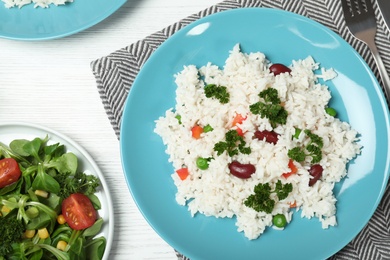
left=228, top=161, right=256, bottom=179
left=254, top=130, right=279, bottom=144
left=308, top=164, right=323, bottom=186
left=269, top=63, right=291, bottom=76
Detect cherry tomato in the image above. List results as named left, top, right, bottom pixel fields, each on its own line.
left=254, top=130, right=279, bottom=144
left=62, top=193, right=97, bottom=230
left=269, top=63, right=291, bottom=76
left=0, top=158, right=21, bottom=188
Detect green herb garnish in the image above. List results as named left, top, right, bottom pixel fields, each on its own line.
left=175, top=115, right=182, bottom=124
left=244, top=180, right=293, bottom=213
left=249, top=88, right=288, bottom=128
left=292, top=127, right=302, bottom=139
left=204, top=84, right=230, bottom=104
left=274, top=180, right=292, bottom=200
left=288, top=129, right=323, bottom=163
left=214, top=130, right=251, bottom=157
left=203, top=124, right=214, bottom=133
left=55, top=171, right=100, bottom=200
left=259, top=87, right=281, bottom=104
left=325, top=107, right=337, bottom=117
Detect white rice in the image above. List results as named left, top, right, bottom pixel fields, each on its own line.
left=154, top=44, right=361, bottom=240
left=2, top=0, right=72, bottom=8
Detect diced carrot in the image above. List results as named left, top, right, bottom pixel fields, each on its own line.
left=288, top=159, right=298, bottom=173
left=282, top=159, right=298, bottom=178
left=232, top=113, right=246, bottom=126
left=289, top=201, right=297, bottom=208
left=191, top=125, right=203, bottom=139
left=176, top=168, right=189, bottom=180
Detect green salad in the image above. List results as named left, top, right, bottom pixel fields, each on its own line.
left=0, top=136, right=106, bottom=260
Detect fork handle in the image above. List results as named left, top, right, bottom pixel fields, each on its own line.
left=366, top=39, right=390, bottom=104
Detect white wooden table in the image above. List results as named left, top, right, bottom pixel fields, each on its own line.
left=0, top=0, right=221, bottom=259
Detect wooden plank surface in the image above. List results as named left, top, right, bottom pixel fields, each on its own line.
left=0, top=0, right=221, bottom=259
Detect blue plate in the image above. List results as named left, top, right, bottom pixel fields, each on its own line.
left=120, top=8, right=390, bottom=260
left=0, top=0, right=125, bottom=40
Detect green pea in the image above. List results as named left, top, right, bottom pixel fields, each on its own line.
left=272, top=214, right=287, bottom=228
left=25, top=207, right=39, bottom=219
left=203, top=124, right=214, bottom=133
left=196, top=157, right=209, bottom=170
left=325, top=107, right=337, bottom=117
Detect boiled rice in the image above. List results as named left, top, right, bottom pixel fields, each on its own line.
left=154, top=44, right=361, bottom=240
left=2, top=0, right=72, bottom=8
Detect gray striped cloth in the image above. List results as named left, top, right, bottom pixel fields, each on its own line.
left=91, top=1, right=390, bottom=259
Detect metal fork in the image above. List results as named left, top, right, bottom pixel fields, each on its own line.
left=341, top=0, right=390, bottom=103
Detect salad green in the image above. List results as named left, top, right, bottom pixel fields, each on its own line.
left=0, top=136, right=106, bottom=260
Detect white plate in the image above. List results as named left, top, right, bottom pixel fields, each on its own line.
left=0, top=122, right=114, bottom=260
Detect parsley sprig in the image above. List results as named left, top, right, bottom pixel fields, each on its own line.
left=288, top=129, right=324, bottom=163
left=204, top=84, right=230, bottom=104
left=249, top=88, right=288, bottom=128
left=259, top=87, right=281, bottom=104
left=244, top=180, right=293, bottom=213
left=55, top=171, right=100, bottom=200
left=214, top=130, right=251, bottom=157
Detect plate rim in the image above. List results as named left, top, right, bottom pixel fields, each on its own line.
left=0, top=121, right=114, bottom=259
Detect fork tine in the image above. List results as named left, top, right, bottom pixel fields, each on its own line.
left=341, top=0, right=352, bottom=19
left=358, top=0, right=375, bottom=14
left=350, top=0, right=359, bottom=16
left=355, top=0, right=365, bottom=14
left=365, top=0, right=374, bottom=13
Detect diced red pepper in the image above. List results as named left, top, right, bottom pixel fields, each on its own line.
left=282, top=159, right=298, bottom=178
left=176, top=168, right=189, bottom=180
left=232, top=113, right=246, bottom=126
left=235, top=127, right=244, bottom=137
left=232, top=113, right=246, bottom=137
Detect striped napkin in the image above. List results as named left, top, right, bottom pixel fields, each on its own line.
left=91, top=0, right=390, bottom=259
